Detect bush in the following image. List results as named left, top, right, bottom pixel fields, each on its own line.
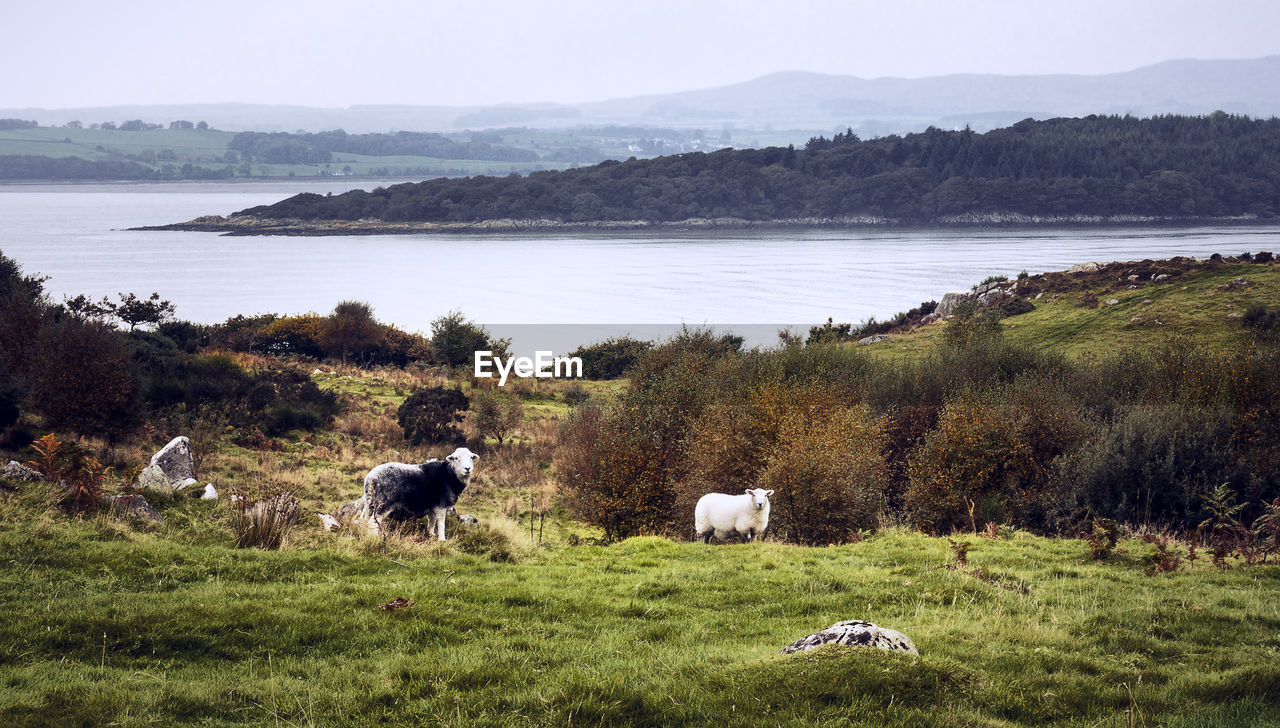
left=567, top=336, right=653, bottom=379
left=430, top=311, right=507, bottom=368
left=471, top=388, right=524, bottom=445
left=905, top=381, right=1090, bottom=533
left=756, top=407, right=889, bottom=544
left=1053, top=404, right=1244, bottom=529
left=398, top=386, right=469, bottom=445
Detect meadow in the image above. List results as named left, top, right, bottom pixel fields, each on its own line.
left=2, top=254, right=1279, bottom=726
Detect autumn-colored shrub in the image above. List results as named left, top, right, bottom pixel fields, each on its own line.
left=471, top=388, right=524, bottom=445
left=905, top=381, right=1089, bottom=533
left=756, top=406, right=889, bottom=544
left=259, top=314, right=326, bottom=358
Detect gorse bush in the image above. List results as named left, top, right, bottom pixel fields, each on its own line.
left=398, top=386, right=469, bottom=445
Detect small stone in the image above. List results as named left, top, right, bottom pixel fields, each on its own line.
left=1105, top=298, right=1120, bottom=305
left=200, top=483, right=218, bottom=500
left=2, top=461, right=44, bottom=483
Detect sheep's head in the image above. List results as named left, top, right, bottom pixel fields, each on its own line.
left=446, top=447, right=479, bottom=483
left=744, top=488, right=774, bottom=510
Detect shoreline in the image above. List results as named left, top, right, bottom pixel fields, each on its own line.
left=132, top=213, right=1275, bottom=237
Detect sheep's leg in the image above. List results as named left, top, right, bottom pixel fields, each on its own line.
left=434, top=508, right=447, bottom=541
left=745, top=529, right=756, bottom=542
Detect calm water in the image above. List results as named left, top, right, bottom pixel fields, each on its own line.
left=3, top=181, right=1279, bottom=349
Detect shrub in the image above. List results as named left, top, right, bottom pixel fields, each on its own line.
left=259, top=315, right=326, bottom=358
left=755, top=406, right=889, bottom=544
left=562, top=382, right=591, bottom=407
left=1054, top=404, right=1243, bottom=529
left=471, top=388, right=524, bottom=445
left=905, top=382, right=1089, bottom=533
left=567, top=336, right=653, bottom=379
left=398, top=385, right=469, bottom=445
left=430, top=311, right=508, bottom=368
left=321, top=300, right=384, bottom=363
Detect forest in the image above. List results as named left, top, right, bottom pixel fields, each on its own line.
left=227, top=129, right=540, bottom=164
left=239, top=114, right=1280, bottom=224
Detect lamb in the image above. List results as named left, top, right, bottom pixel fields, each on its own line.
left=694, top=488, right=773, bottom=543
left=780, top=620, right=919, bottom=655
left=318, top=448, right=478, bottom=539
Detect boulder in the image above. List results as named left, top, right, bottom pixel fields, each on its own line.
left=919, top=312, right=942, bottom=325
left=2, top=460, right=45, bottom=483
left=107, top=494, right=164, bottom=524
left=977, top=288, right=1011, bottom=308
left=200, top=483, right=218, bottom=500
left=781, top=620, right=918, bottom=655
left=150, top=436, right=195, bottom=487
left=1105, top=298, right=1120, bottom=305
left=137, top=465, right=173, bottom=494
left=1068, top=262, right=1101, bottom=273
left=935, top=292, right=970, bottom=317
left=857, top=334, right=889, bottom=345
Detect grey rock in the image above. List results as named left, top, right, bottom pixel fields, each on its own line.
left=1154, top=274, right=1170, bottom=282
left=150, top=436, right=194, bottom=486
left=1068, top=262, right=1101, bottom=273
left=935, top=292, right=970, bottom=317
left=919, top=312, right=942, bottom=325
left=2, top=460, right=45, bottom=483
left=857, top=334, right=889, bottom=345
left=1105, top=298, right=1120, bottom=305
left=108, top=494, right=164, bottom=524
left=781, top=620, right=918, bottom=655
left=977, top=288, right=1010, bottom=308
left=137, top=465, right=173, bottom=494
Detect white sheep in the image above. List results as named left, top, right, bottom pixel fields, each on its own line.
left=694, top=488, right=773, bottom=543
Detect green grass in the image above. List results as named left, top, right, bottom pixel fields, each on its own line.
left=2, top=487, right=1278, bottom=726
left=864, top=261, right=1280, bottom=361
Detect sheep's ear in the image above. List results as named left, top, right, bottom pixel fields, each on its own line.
left=765, top=490, right=775, bottom=497
left=744, top=489, right=753, bottom=495
left=471, top=453, right=479, bottom=460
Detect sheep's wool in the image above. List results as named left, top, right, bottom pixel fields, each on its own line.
left=780, top=620, right=918, bottom=655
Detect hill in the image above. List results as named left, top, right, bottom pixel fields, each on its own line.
left=853, top=255, right=1280, bottom=360
left=6, top=56, right=1280, bottom=134
left=154, top=114, right=1280, bottom=233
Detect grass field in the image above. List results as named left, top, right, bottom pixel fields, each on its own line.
left=2, top=261, right=1279, bottom=726
left=1, top=494, right=1277, bottom=727
left=863, top=260, right=1280, bottom=361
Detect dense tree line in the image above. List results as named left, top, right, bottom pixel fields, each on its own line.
left=0, top=119, right=38, bottom=130
left=0, top=155, right=235, bottom=181
left=228, top=129, right=539, bottom=165
left=241, top=114, right=1280, bottom=223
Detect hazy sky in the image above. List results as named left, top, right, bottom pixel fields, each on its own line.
left=7, top=0, right=1280, bottom=109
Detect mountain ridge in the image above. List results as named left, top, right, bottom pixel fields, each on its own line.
left=5, top=56, right=1279, bottom=134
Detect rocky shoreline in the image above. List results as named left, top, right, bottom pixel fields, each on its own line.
left=131, top=213, right=1269, bottom=237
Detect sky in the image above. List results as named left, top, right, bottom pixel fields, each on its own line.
left=6, top=0, right=1280, bottom=109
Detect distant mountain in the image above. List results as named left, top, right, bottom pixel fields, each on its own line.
left=6, top=56, right=1279, bottom=134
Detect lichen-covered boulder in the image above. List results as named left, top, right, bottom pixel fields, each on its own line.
left=2, top=460, right=44, bottom=483
left=781, top=620, right=918, bottom=655
left=150, top=436, right=195, bottom=486
left=137, top=465, right=172, bottom=494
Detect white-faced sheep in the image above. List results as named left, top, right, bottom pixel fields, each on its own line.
left=318, top=447, right=478, bottom=539
left=780, top=620, right=918, bottom=655
left=694, top=488, right=773, bottom=543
